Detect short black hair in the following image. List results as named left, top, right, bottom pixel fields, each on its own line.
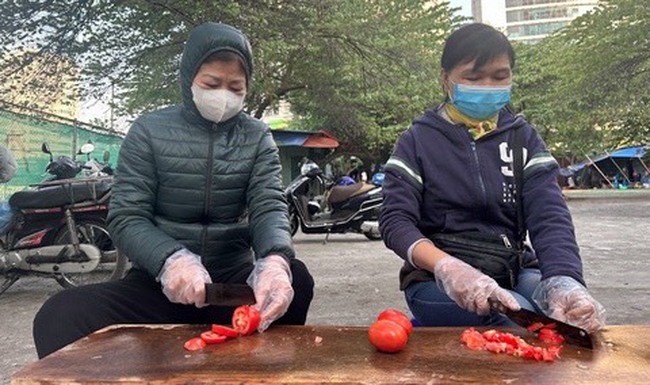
left=441, top=23, right=515, bottom=72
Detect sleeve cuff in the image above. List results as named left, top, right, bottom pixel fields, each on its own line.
left=155, top=248, right=190, bottom=282
left=406, top=238, right=433, bottom=269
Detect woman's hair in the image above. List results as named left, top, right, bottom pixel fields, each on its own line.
left=203, top=50, right=248, bottom=75
left=441, top=23, right=515, bottom=72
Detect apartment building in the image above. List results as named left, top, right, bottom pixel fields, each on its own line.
left=472, top=0, right=599, bottom=43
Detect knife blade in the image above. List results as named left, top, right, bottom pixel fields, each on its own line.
left=204, top=283, right=256, bottom=307
left=490, top=299, right=594, bottom=349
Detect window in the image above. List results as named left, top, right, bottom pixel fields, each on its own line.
left=507, top=7, right=576, bottom=22
left=508, top=21, right=569, bottom=37
left=506, top=0, right=576, bottom=7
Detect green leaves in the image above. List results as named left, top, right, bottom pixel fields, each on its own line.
left=515, top=0, right=649, bottom=155
left=1, top=0, right=461, bottom=164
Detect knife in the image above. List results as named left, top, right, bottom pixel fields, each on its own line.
left=489, top=299, right=594, bottom=349
left=204, top=283, right=256, bottom=307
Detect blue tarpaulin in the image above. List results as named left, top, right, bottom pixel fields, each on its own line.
left=562, top=145, right=648, bottom=175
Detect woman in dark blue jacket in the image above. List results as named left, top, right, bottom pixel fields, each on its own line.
left=379, top=23, right=604, bottom=332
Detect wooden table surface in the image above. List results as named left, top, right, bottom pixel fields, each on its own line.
left=12, top=324, right=650, bottom=384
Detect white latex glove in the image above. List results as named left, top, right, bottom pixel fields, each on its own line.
left=532, top=275, right=605, bottom=333
left=434, top=255, right=520, bottom=316
left=157, top=249, right=212, bottom=308
left=247, top=255, right=294, bottom=332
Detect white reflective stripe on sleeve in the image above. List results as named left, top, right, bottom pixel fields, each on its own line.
left=524, top=155, right=557, bottom=172
left=386, top=158, right=423, bottom=185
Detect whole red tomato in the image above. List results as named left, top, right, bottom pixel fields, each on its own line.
left=232, top=305, right=261, bottom=336
left=377, top=309, right=412, bottom=336
left=368, top=320, right=409, bottom=353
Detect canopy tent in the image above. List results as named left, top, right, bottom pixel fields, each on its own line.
left=271, top=129, right=339, bottom=149
left=561, top=145, right=649, bottom=188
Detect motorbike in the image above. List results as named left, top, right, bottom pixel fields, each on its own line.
left=285, top=161, right=383, bottom=241
left=0, top=143, right=127, bottom=295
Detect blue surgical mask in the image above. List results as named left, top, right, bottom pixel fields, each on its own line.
left=450, top=82, right=512, bottom=120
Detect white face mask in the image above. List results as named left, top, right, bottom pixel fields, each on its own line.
left=191, top=84, right=245, bottom=123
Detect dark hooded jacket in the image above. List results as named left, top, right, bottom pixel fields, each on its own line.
left=107, top=23, right=294, bottom=278
left=380, top=106, right=584, bottom=289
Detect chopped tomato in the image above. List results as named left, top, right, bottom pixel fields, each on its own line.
left=459, top=327, right=564, bottom=362
left=460, top=328, right=486, bottom=350
left=538, top=328, right=565, bottom=345
left=484, top=342, right=509, bottom=354
left=527, top=322, right=545, bottom=332
left=200, top=331, right=229, bottom=344
left=184, top=337, right=207, bottom=351
left=368, top=320, right=409, bottom=353
left=377, top=309, right=413, bottom=336
left=232, top=305, right=261, bottom=336
left=211, top=324, right=240, bottom=338
left=498, top=333, right=520, bottom=347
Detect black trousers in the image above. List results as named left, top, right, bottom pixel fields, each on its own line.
left=33, top=259, right=314, bottom=358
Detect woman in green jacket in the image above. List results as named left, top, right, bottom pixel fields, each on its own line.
left=33, top=22, right=314, bottom=358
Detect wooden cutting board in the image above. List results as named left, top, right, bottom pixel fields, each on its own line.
left=12, top=325, right=650, bottom=384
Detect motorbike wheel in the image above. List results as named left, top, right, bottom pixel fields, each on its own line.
left=53, top=219, right=128, bottom=288
left=289, top=210, right=300, bottom=237
left=363, top=230, right=382, bottom=241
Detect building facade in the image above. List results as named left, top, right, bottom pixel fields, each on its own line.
left=472, top=0, right=599, bottom=43
left=1, top=50, right=81, bottom=120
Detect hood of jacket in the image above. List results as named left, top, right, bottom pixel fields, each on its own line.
left=180, top=22, right=254, bottom=125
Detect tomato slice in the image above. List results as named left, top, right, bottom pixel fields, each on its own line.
left=232, top=305, right=261, bottom=336
left=368, top=319, right=409, bottom=353
left=200, top=331, right=229, bottom=344
left=377, top=309, right=413, bottom=336
left=211, top=324, right=240, bottom=338
left=184, top=337, right=207, bottom=351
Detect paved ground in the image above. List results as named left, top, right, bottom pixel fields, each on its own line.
left=1, top=197, right=649, bottom=383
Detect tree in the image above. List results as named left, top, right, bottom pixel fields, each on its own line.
left=515, top=0, right=650, bottom=156
left=0, top=0, right=461, bottom=164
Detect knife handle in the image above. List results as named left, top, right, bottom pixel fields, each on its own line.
left=488, top=298, right=509, bottom=314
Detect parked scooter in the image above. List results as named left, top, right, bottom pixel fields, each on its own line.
left=0, top=143, right=127, bottom=295
left=76, top=141, right=114, bottom=178
left=42, top=141, right=113, bottom=182
left=285, top=161, right=382, bottom=241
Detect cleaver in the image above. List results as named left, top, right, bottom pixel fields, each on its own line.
left=490, top=299, right=594, bottom=349
left=205, top=283, right=256, bottom=307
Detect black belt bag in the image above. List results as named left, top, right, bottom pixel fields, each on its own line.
left=429, top=232, right=523, bottom=289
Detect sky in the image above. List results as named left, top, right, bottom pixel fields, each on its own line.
left=448, top=0, right=472, bottom=17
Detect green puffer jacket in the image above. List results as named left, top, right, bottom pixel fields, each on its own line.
left=107, top=23, right=294, bottom=279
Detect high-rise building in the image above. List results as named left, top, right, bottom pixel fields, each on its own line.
left=472, top=0, right=600, bottom=43
left=1, top=50, right=80, bottom=120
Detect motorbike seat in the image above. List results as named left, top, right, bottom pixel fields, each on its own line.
left=9, top=180, right=112, bottom=209
left=328, top=182, right=375, bottom=204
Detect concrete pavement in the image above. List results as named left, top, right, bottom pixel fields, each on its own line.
left=1, top=197, right=648, bottom=383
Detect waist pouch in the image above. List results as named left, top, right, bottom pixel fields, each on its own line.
left=430, top=232, right=523, bottom=289
left=399, top=232, right=523, bottom=291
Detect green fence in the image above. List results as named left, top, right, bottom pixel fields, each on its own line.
left=0, top=108, right=123, bottom=200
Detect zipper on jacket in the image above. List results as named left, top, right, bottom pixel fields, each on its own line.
left=501, top=234, right=512, bottom=249
left=201, top=128, right=215, bottom=258
left=470, top=141, right=488, bottom=206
